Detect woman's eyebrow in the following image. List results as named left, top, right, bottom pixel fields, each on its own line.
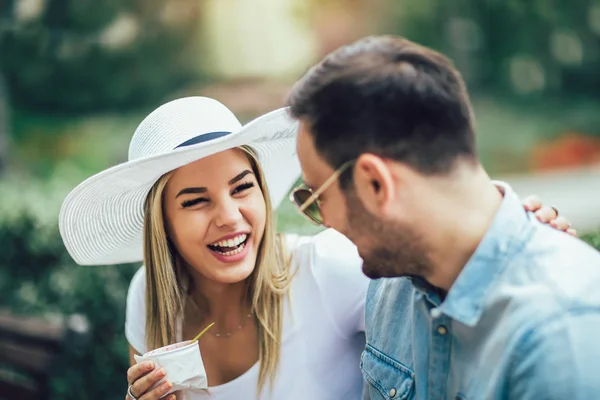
left=228, top=170, right=253, bottom=185
left=176, top=187, right=207, bottom=198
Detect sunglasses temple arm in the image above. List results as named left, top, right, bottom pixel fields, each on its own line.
left=299, top=167, right=347, bottom=212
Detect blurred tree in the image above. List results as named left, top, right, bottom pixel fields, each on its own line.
left=0, top=0, right=203, bottom=113
left=393, top=0, right=600, bottom=98
left=0, top=73, right=8, bottom=174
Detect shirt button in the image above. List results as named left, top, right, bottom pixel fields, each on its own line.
left=437, top=325, right=448, bottom=335
left=430, top=308, right=442, bottom=319
left=389, top=388, right=397, bottom=397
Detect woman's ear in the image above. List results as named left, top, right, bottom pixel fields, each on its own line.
left=352, top=154, right=396, bottom=217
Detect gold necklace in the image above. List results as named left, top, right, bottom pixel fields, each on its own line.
left=186, top=296, right=254, bottom=338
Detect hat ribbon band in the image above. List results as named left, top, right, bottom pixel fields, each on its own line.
left=175, top=131, right=233, bottom=149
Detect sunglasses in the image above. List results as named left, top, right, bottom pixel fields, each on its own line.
left=290, top=160, right=355, bottom=225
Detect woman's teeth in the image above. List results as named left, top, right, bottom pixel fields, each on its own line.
left=208, top=234, right=248, bottom=255
left=215, top=242, right=246, bottom=256
left=212, top=234, right=247, bottom=248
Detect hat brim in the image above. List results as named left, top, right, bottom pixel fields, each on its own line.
left=59, top=107, right=300, bottom=266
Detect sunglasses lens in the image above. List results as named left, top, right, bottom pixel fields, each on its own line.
left=292, top=189, right=323, bottom=225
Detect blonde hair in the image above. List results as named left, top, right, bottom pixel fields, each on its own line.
left=142, top=146, right=292, bottom=393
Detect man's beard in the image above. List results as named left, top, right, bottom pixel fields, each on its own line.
left=345, top=190, right=431, bottom=280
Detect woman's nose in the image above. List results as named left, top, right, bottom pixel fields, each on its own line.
left=214, top=198, right=243, bottom=227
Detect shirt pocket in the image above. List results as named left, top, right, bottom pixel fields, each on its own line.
left=360, top=344, right=415, bottom=400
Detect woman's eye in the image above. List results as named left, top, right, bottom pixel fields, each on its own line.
left=232, top=182, right=254, bottom=195
left=181, top=197, right=208, bottom=208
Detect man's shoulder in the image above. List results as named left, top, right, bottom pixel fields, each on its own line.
left=526, top=220, right=600, bottom=265
left=482, top=227, right=600, bottom=338
left=367, top=277, right=415, bottom=302
left=503, top=225, right=600, bottom=306
left=365, top=278, right=415, bottom=328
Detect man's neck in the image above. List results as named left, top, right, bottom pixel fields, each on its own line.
left=421, top=169, right=503, bottom=292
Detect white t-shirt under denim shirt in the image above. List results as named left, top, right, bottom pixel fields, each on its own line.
left=125, top=229, right=369, bottom=400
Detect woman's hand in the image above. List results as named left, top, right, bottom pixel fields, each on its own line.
left=522, top=195, right=577, bottom=236
left=126, top=361, right=175, bottom=400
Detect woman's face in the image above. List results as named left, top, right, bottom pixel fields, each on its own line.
left=163, top=148, right=266, bottom=284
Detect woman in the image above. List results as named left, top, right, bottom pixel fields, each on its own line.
left=59, top=97, right=570, bottom=400
left=60, top=97, right=369, bottom=400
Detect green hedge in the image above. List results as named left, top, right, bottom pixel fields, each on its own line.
left=1, top=214, right=138, bottom=398
left=1, top=176, right=599, bottom=399
left=0, top=0, right=202, bottom=112
left=0, top=177, right=138, bottom=399
left=582, top=231, right=600, bottom=251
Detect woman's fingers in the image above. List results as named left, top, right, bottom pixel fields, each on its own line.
left=127, top=361, right=155, bottom=386
left=132, top=368, right=168, bottom=399
left=550, top=216, right=571, bottom=231
left=126, top=361, right=173, bottom=400
left=522, top=195, right=542, bottom=212
left=139, top=379, right=173, bottom=400
left=534, top=206, right=558, bottom=224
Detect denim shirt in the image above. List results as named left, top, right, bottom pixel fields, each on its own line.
left=361, top=184, right=600, bottom=400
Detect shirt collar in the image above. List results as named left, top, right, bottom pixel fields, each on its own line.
left=411, top=276, right=443, bottom=306
left=432, top=182, right=534, bottom=326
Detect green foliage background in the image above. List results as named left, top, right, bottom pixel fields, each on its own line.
left=0, top=0, right=201, bottom=112
left=394, top=0, right=600, bottom=99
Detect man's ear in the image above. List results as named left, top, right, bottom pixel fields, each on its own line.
left=352, top=154, right=395, bottom=217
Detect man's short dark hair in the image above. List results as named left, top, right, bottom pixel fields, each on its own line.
left=287, top=35, right=477, bottom=180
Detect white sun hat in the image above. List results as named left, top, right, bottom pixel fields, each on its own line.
left=59, top=96, right=300, bottom=266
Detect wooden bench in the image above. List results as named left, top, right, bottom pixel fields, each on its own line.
left=0, top=312, right=89, bottom=400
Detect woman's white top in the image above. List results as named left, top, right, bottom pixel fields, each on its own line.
left=125, top=229, right=369, bottom=400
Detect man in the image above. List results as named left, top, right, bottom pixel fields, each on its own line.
left=287, top=35, right=600, bottom=399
